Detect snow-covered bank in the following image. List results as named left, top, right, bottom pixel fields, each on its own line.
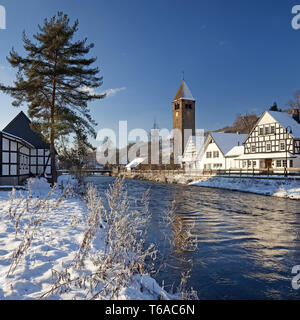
left=120, top=171, right=300, bottom=200
left=0, top=176, right=173, bottom=300
left=189, top=176, right=300, bottom=200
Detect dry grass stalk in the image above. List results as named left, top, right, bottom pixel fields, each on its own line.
left=41, top=178, right=157, bottom=300
left=6, top=184, right=58, bottom=277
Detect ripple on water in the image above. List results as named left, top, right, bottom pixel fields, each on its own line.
left=86, top=176, right=300, bottom=299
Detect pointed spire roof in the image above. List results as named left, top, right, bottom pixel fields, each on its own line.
left=173, top=80, right=195, bottom=102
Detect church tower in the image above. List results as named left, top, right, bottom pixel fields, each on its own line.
left=172, top=78, right=195, bottom=155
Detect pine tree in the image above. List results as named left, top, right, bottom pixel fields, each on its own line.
left=0, top=12, right=105, bottom=184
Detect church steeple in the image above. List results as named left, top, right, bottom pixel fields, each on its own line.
left=172, top=78, right=196, bottom=156
left=173, top=79, right=195, bottom=102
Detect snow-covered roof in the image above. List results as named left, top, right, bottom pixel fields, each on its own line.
left=173, top=80, right=195, bottom=101
left=225, top=146, right=244, bottom=157
left=126, top=157, right=146, bottom=169
left=210, top=132, right=248, bottom=156
left=268, top=111, right=300, bottom=138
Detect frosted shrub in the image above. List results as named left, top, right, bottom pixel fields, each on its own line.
left=42, top=178, right=157, bottom=300
left=6, top=182, right=57, bottom=277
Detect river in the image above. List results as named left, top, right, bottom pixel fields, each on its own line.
left=85, top=176, right=300, bottom=300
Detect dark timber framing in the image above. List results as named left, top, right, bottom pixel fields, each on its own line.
left=244, top=122, right=298, bottom=155
left=0, top=112, right=52, bottom=185
left=0, top=131, right=34, bottom=184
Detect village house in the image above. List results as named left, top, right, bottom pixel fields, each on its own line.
left=237, top=110, right=300, bottom=172
left=183, top=132, right=247, bottom=171
left=0, top=111, right=52, bottom=186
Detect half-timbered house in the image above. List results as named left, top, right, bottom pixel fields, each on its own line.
left=0, top=111, right=52, bottom=185
left=239, top=110, right=300, bottom=171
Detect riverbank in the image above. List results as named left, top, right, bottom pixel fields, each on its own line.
left=119, top=171, right=300, bottom=200
left=190, top=176, right=300, bottom=200
left=0, top=176, right=173, bottom=300
left=118, top=171, right=196, bottom=185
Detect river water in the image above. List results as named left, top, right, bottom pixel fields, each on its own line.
left=85, top=176, right=300, bottom=300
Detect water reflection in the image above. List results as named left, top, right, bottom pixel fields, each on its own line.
left=86, top=176, right=300, bottom=299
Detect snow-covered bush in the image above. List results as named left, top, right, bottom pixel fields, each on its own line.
left=41, top=178, right=162, bottom=299
left=2, top=177, right=198, bottom=300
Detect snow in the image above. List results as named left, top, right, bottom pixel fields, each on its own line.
left=126, top=157, right=146, bottom=169
left=57, top=173, right=78, bottom=189
left=268, top=111, right=300, bottom=138
left=180, top=80, right=195, bottom=101
left=225, top=146, right=244, bottom=157
left=0, top=176, right=172, bottom=300
left=190, top=176, right=300, bottom=200
left=210, top=132, right=248, bottom=155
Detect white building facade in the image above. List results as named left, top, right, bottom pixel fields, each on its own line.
left=238, top=111, right=300, bottom=172
left=183, top=132, right=247, bottom=172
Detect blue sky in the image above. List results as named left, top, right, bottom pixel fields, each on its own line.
left=1, top=0, right=300, bottom=143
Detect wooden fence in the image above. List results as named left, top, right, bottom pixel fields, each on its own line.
left=122, top=168, right=300, bottom=178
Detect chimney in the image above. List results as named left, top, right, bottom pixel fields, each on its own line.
left=292, top=109, right=300, bottom=124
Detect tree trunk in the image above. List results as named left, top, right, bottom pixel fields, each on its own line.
left=50, top=124, right=57, bottom=186
left=50, top=60, right=57, bottom=186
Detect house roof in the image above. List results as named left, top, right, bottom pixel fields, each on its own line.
left=268, top=111, right=300, bottom=138
left=2, top=111, right=50, bottom=149
left=173, top=80, right=195, bottom=101
left=210, top=132, right=248, bottom=156
left=126, top=157, right=146, bottom=169
left=225, top=146, right=245, bottom=157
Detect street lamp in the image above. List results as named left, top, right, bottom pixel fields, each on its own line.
left=285, top=126, right=293, bottom=177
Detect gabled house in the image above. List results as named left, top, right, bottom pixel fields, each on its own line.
left=199, top=132, right=248, bottom=170
left=238, top=110, right=300, bottom=171
left=183, top=132, right=247, bottom=171
left=0, top=111, right=52, bottom=185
